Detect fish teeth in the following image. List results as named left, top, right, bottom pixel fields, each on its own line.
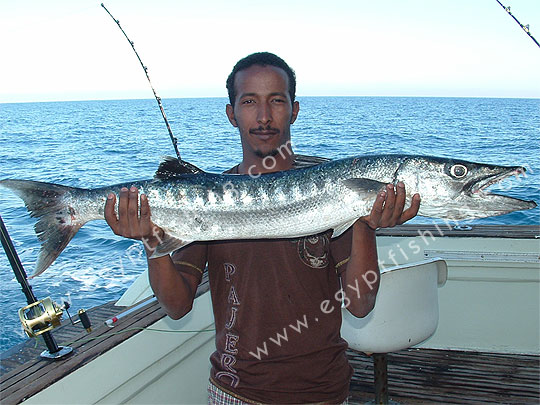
left=475, top=169, right=520, bottom=193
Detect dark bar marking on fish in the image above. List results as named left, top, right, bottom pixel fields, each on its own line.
left=391, top=158, right=407, bottom=185
left=101, top=3, right=183, bottom=160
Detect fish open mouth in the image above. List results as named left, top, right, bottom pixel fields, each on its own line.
left=471, top=167, right=526, bottom=194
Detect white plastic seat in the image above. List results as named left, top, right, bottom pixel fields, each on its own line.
left=341, top=258, right=447, bottom=403
left=342, top=257, right=447, bottom=352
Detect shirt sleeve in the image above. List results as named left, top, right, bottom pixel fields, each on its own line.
left=170, top=241, right=208, bottom=282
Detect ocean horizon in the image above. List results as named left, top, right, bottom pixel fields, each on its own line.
left=2, top=94, right=539, bottom=105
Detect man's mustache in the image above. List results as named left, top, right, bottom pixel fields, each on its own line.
left=249, top=126, right=280, bottom=134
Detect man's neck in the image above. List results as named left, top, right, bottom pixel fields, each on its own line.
left=237, top=153, right=295, bottom=175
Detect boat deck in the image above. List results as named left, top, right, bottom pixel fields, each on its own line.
left=0, top=299, right=167, bottom=404
left=1, top=274, right=210, bottom=404
left=347, top=348, right=539, bottom=404
left=2, top=292, right=539, bottom=404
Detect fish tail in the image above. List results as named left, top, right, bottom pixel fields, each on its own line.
left=0, top=179, right=89, bottom=277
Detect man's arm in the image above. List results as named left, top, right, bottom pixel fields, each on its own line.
left=146, top=252, right=203, bottom=320
left=341, top=182, right=420, bottom=318
left=104, top=186, right=202, bottom=320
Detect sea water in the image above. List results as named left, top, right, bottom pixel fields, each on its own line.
left=1, top=96, right=539, bottom=353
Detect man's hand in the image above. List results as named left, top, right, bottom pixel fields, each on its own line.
left=360, top=182, right=420, bottom=230
left=104, top=186, right=164, bottom=253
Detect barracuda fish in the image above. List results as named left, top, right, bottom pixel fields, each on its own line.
left=0, top=154, right=536, bottom=277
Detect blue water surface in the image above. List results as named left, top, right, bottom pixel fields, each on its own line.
left=0, top=96, right=539, bottom=352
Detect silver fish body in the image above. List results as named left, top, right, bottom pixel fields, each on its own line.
left=0, top=155, right=536, bottom=276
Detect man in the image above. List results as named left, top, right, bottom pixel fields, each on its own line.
left=105, top=52, right=420, bottom=403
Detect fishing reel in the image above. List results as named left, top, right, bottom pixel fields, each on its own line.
left=18, top=297, right=92, bottom=338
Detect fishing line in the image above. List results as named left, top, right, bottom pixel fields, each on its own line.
left=101, top=3, right=182, bottom=160
left=496, top=0, right=540, bottom=49
left=60, top=326, right=216, bottom=347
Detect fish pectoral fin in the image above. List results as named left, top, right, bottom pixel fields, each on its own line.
left=331, top=220, right=357, bottom=238
left=154, top=156, right=205, bottom=179
left=331, top=178, right=386, bottom=239
left=342, top=178, right=387, bottom=194
left=148, top=232, right=192, bottom=258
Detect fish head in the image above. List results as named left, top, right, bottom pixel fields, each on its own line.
left=396, top=156, right=537, bottom=220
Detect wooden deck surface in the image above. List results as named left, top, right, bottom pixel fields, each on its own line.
left=347, top=348, right=540, bottom=404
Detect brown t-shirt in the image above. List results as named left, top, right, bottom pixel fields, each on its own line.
left=170, top=157, right=354, bottom=403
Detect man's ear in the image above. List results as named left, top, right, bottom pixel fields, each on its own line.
left=226, top=104, right=238, bottom=127
left=290, top=100, right=300, bottom=124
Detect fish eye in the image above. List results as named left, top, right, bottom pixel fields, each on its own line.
left=450, top=164, right=468, bottom=178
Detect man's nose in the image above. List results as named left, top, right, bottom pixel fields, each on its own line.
left=257, top=102, right=272, bottom=125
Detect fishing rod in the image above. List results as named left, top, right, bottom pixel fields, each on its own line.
left=495, top=0, right=540, bottom=49
left=101, top=3, right=182, bottom=161
left=0, top=215, right=72, bottom=359
left=0, top=216, right=37, bottom=304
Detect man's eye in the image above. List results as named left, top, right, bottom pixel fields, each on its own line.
left=272, top=98, right=285, bottom=103
left=242, top=99, right=254, bottom=104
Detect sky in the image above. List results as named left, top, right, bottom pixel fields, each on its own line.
left=1, top=0, right=539, bottom=103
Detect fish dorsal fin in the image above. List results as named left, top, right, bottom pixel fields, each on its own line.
left=154, top=156, right=205, bottom=179
left=342, top=178, right=387, bottom=194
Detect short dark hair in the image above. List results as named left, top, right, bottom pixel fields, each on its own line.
left=226, top=52, right=296, bottom=106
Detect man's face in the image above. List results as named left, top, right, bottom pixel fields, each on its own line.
left=226, top=65, right=299, bottom=160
